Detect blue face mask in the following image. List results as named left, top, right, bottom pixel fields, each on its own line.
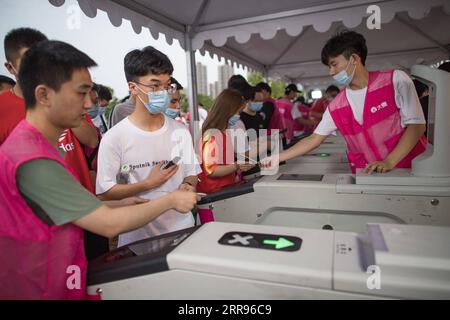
left=249, top=102, right=263, bottom=112
left=165, top=108, right=179, bottom=119
left=97, top=107, right=106, bottom=117
left=333, top=57, right=356, bottom=87
left=137, top=87, right=170, bottom=114
left=87, top=105, right=99, bottom=119
left=228, top=114, right=240, bottom=126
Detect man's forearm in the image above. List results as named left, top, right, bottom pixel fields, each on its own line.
left=99, top=181, right=152, bottom=200
left=75, top=195, right=174, bottom=238
left=296, top=117, right=314, bottom=126
left=279, top=133, right=326, bottom=162
left=385, top=124, right=426, bottom=167
left=110, top=196, right=173, bottom=236
left=209, top=164, right=238, bottom=177
left=102, top=200, right=123, bottom=208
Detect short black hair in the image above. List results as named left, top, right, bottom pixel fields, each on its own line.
left=255, top=82, right=272, bottom=94
left=98, top=84, right=113, bottom=101
left=4, top=28, right=47, bottom=63
left=229, top=80, right=255, bottom=101
left=19, top=40, right=97, bottom=110
left=285, top=83, right=300, bottom=95
left=170, top=77, right=183, bottom=90
left=321, top=30, right=368, bottom=66
left=124, top=46, right=173, bottom=82
left=0, top=75, right=16, bottom=86
left=295, top=96, right=306, bottom=104
left=227, top=74, right=247, bottom=88
left=438, top=61, right=450, bottom=73
left=325, top=85, right=340, bottom=93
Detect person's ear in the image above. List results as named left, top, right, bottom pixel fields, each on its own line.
left=128, top=82, right=140, bottom=96
left=351, top=53, right=361, bottom=65
left=35, top=85, right=52, bottom=107
left=4, top=62, right=17, bottom=77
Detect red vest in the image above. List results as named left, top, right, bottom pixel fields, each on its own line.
left=59, top=126, right=94, bottom=193
left=197, top=131, right=236, bottom=194
left=0, top=90, right=26, bottom=146
left=328, top=70, right=426, bottom=173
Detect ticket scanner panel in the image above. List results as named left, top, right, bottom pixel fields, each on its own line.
left=87, top=222, right=450, bottom=300
left=196, top=66, right=450, bottom=232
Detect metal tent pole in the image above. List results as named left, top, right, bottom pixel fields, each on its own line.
left=185, top=27, right=200, bottom=150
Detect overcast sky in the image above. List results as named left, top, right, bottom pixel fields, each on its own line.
left=0, top=0, right=248, bottom=98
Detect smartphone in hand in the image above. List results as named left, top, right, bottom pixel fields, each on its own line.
left=161, top=156, right=181, bottom=170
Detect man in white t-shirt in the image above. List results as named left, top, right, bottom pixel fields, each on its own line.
left=96, top=46, right=201, bottom=247
left=261, top=31, right=426, bottom=174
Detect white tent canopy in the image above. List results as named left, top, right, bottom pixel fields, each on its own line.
left=48, top=0, right=450, bottom=131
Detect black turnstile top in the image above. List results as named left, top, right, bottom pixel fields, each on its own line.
left=87, top=226, right=199, bottom=286
left=197, top=176, right=262, bottom=205
left=277, top=174, right=324, bottom=181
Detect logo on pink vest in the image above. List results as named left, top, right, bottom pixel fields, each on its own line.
left=370, top=101, right=388, bottom=114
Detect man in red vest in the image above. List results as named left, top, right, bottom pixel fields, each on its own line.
left=1, top=28, right=99, bottom=189
left=0, top=28, right=47, bottom=145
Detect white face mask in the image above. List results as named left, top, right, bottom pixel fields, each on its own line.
left=332, top=57, right=356, bottom=87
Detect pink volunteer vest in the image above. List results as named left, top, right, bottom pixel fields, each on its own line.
left=328, top=70, right=426, bottom=173
left=294, top=103, right=313, bottom=133
left=269, top=98, right=295, bottom=141
left=0, top=120, right=91, bottom=299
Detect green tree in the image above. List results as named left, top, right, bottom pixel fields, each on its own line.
left=269, top=79, right=286, bottom=99
left=198, top=94, right=214, bottom=111
left=105, top=97, right=119, bottom=121
left=247, top=73, right=287, bottom=99
left=246, top=72, right=289, bottom=100
left=247, top=71, right=264, bottom=86
left=103, top=86, right=119, bottom=121
left=180, top=91, right=189, bottom=114
left=179, top=91, right=215, bottom=114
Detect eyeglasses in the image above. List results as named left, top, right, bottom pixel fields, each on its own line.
left=134, top=81, right=177, bottom=94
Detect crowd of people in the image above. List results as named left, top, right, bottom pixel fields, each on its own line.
left=0, top=26, right=448, bottom=299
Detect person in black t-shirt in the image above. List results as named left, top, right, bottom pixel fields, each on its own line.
left=255, top=82, right=275, bottom=129
left=240, top=86, right=265, bottom=136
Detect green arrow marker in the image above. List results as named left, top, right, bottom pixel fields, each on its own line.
left=263, top=237, right=294, bottom=249
left=317, top=153, right=330, bottom=157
